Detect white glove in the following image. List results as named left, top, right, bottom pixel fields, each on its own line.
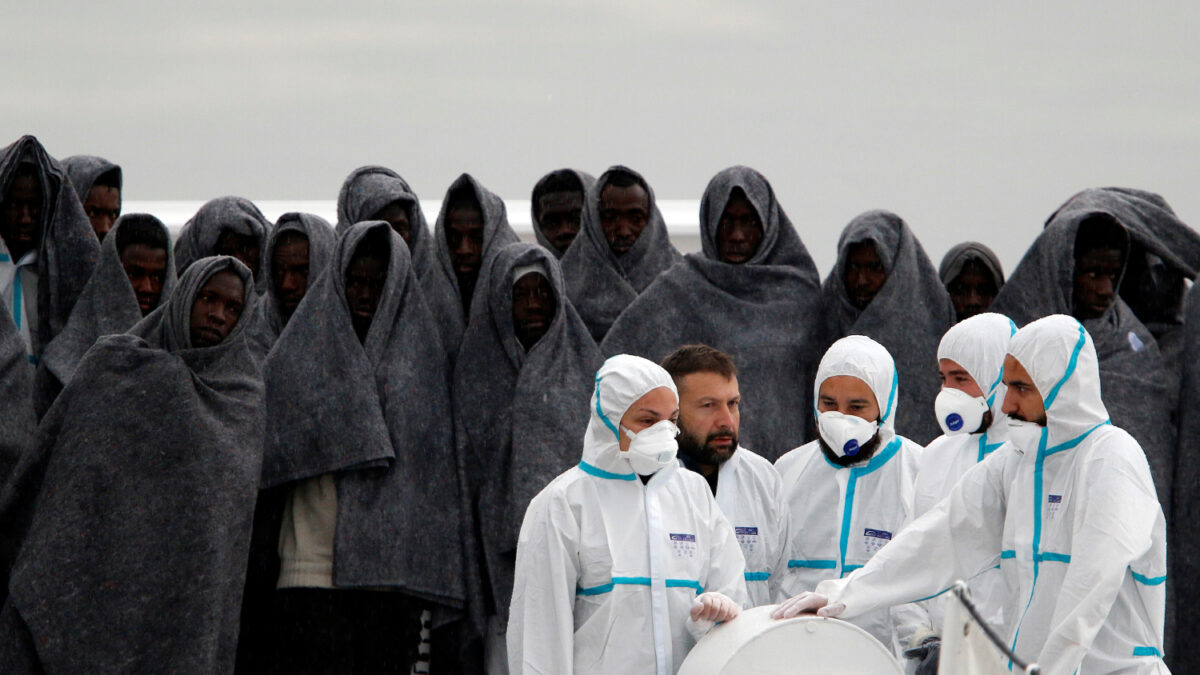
left=770, top=591, right=847, bottom=620
left=685, top=592, right=741, bottom=639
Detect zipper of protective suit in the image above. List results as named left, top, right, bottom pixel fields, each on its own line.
left=644, top=471, right=673, bottom=675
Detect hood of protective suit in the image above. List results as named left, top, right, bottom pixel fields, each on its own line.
left=583, top=354, right=678, bottom=475
left=937, top=312, right=1017, bottom=441
left=1007, top=314, right=1109, bottom=448
left=813, top=335, right=898, bottom=442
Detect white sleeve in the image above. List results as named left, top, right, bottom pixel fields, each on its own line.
left=1036, top=450, right=1160, bottom=675
left=768, top=490, right=792, bottom=604
left=816, top=448, right=1011, bottom=618
left=507, top=489, right=581, bottom=675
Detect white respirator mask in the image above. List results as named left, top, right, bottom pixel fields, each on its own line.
left=817, top=411, right=878, bottom=459
left=934, top=387, right=990, bottom=436
left=621, top=420, right=680, bottom=475
left=1006, top=416, right=1045, bottom=452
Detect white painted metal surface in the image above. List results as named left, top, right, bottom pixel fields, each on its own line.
left=678, top=605, right=904, bottom=675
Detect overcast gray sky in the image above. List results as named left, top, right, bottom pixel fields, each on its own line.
left=4, top=1, right=1198, bottom=273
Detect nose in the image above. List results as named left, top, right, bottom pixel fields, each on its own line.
left=715, top=404, right=735, bottom=431
left=280, top=272, right=299, bottom=292
left=19, top=205, right=35, bottom=225
left=1097, top=277, right=1114, bottom=298
left=132, top=276, right=152, bottom=294
left=1000, top=389, right=1017, bottom=416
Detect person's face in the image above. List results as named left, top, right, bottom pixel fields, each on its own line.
left=844, top=241, right=887, bottom=310
left=817, top=375, right=879, bottom=422
left=446, top=206, right=485, bottom=278
left=938, top=358, right=985, bottom=398
left=599, top=183, right=650, bottom=256
left=617, top=386, right=680, bottom=453
left=84, top=185, right=121, bottom=242
left=676, top=371, right=741, bottom=468
left=214, top=230, right=262, bottom=279
left=345, top=253, right=387, bottom=342
left=715, top=192, right=763, bottom=264
left=119, top=243, right=169, bottom=316
left=1, top=172, right=43, bottom=258
left=511, top=272, right=557, bottom=351
left=1073, top=247, right=1123, bottom=320
left=1000, top=355, right=1046, bottom=426
left=372, top=201, right=412, bottom=247
left=272, top=235, right=310, bottom=322
left=189, top=269, right=245, bottom=348
left=538, top=191, right=584, bottom=254
left=947, top=261, right=998, bottom=322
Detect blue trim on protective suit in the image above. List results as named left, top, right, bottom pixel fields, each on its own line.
left=788, top=560, right=837, bottom=569
left=578, top=461, right=635, bottom=481
left=1132, top=571, right=1166, bottom=586
left=1042, top=323, right=1086, bottom=410
left=594, top=375, right=620, bottom=440
left=838, top=437, right=902, bottom=578
left=576, top=576, right=703, bottom=596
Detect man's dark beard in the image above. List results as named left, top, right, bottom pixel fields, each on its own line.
left=678, top=428, right=738, bottom=468
left=818, top=432, right=883, bottom=467
left=974, top=409, right=994, bottom=435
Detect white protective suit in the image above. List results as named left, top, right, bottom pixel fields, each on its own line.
left=913, top=312, right=1016, bottom=633
left=707, top=446, right=790, bottom=606
left=507, top=354, right=749, bottom=675
left=816, top=315, right=1168, bottom=674
left=774, top=335, right=928, bottom=652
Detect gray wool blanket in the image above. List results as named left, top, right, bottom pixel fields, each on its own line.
left=261, top=221, right=464, bottom=611
left=530, top=168, right=595, bottom=258
left=246, top=211, right=336, bottom=363
left=559, top=165, right=682, bottom=343
left=175, top=196, right=271, bottom=288
left=0, top=308, right=33, bottom=488
left=990, top=215, right=1176, bottom=506
left=1169, top=284, right=1200, bottom=672
left=454, top=241, right=600, bottom=626
left=61, top=154, right=121, bottom=202
left=602, top=166, right=823, bottom=459
left=0, top=135, right=100, bottom=355
left=335, top=165, right=439, bottom=279
left=34, top=214, right=177, bottom=417
left=0, top=256, right=263, bottom=673
left=426, top=173, right=519, bottom=360
left=938, top=240, right=1005, bottom=288
left=818, top=209, right=954, bottom=445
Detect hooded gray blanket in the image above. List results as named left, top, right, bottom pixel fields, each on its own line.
left=0, top=135, right=100, bottom=355
left=33, top=214, right=177, bottom=417
left=818, top=210, right=953, bottom=445
left=246, top=211, right=336, bottom=363
left=938, top=241, right=1005, bottom=288
left=335, top=165, right=438, bottom=280
left=426, top=173, right=519, bottom=359
left=0, top=308, right=32, bottom=488
left=454, top=242, right=600, bottom=626
left=175, top=196, right=270, bottom=287
left=602, top=166, right=823, bottom=459
left=530, top=168, right=595, bottom=258
left=990, top=215, right=1176, bottom=506
left=261, top=221, right=463, bottom=611
left=560, top=165, right=682, bottom=342
left=1170, top=283, right=1200, bottom=672
left=0, top=256, right=263, bottom=673
left=61, top=155, right=121, bottom=203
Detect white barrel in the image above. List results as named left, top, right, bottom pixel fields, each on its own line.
left=678, top=605, right=904, bottom=675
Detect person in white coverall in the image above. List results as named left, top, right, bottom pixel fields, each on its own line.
left=775, top=314, right=1168, bottom=675
left=774, top=335, right=929, bottom=654
left=507, top=354, right=748, bottom=675
left=914, top=312, right=1017, bottom=635
left=661, top=344, right=791, bottom=606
